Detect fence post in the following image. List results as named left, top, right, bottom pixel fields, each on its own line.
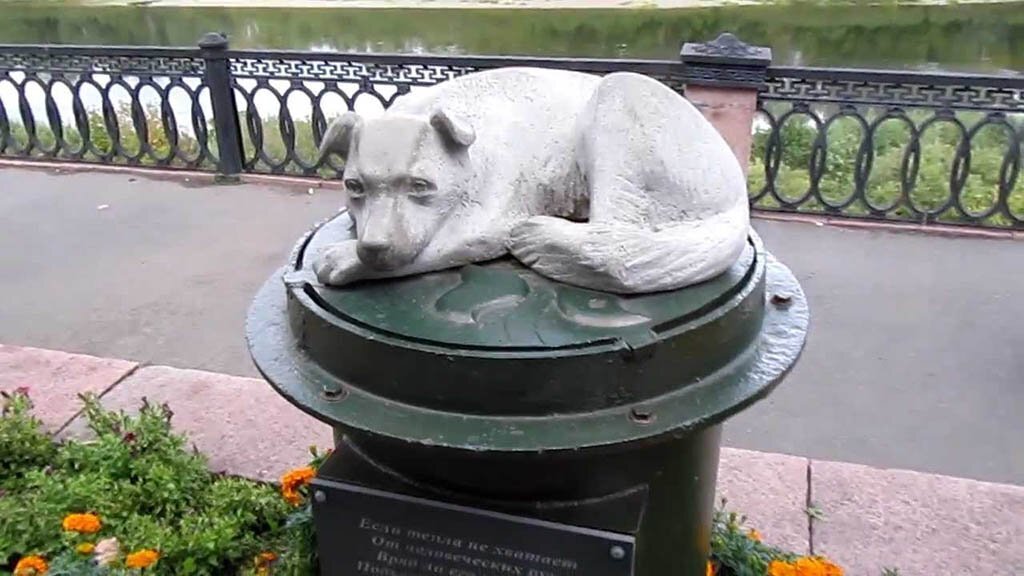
left=199, top=32, right=245, bottom=183
left=680, top=33, right=772, bottom=174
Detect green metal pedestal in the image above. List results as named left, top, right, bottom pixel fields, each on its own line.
left=247, top=212, right=808, bottom=576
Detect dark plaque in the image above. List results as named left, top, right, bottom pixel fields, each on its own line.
left=312, top=480, right=636, bottom=576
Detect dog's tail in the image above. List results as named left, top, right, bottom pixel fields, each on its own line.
left=509, top=197, right=750, bottom=294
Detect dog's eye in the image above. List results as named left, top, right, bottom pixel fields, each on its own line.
left=410, top=178, right=434, bottom=195
left=344, top=179, right=364, bottom=196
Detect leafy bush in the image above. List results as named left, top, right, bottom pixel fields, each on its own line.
left=0, top=389, right=879, bottom=576
left=0, top=390, right=56, bottom=493
left=0, top=390, right=316, bottom=576
left=711, top=506, right=797, bottom=575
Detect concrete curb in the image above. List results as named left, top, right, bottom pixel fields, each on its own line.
left=3, top=159, right=1020, bottom=242
left=3, top=343, right=1023, bottom=574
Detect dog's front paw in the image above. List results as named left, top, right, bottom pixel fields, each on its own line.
left=509, top=216, right=577, bottom=267
left=313, top=241, right=365, bottom=286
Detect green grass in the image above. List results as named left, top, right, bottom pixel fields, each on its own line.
left=3, top=102, right=1022, bottom=227
left=747, top=105, right=1024, bottom=226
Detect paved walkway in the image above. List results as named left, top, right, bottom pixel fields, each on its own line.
left=1, top=165, right=1023, bottom=485
left=2, top=344, right=1022, bottom=575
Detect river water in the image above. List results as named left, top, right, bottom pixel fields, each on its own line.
left=1, top=3, right=1022, bottom=150
left=1, top=3, right=1024, bottom=72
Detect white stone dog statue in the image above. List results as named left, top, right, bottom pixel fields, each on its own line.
left=314, top=67, right=750, bottom=294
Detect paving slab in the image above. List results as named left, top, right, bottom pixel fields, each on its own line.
left=0, top=343, right=137, bottom=431
left=62, top=364, right=334, bottom=482
left=812, top=459, right=1024, bottom=576
left=27, top=349, right=1024, bottom=573
left=4, top=167, right=1024, bottom=484
left=717, top=448, right=810, bottom=554
left=43, top=354, right=814, bottom=553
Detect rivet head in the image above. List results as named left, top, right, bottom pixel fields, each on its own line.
left=629, top=407, right=655, bottom=425
left=320, top=383, right=347, bottom=402
left=314, top=490, right=327, bottom=503
left=609, top=545, right=626, bottom=560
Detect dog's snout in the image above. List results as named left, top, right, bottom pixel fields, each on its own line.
left=357, top=239, right=393, bottom=267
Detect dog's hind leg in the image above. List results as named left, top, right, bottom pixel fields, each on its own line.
left=509, top=72, right=750, bottom=294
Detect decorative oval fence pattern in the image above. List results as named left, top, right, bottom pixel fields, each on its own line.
left=1, top=35, right=1022, bottom=229
left=753, top=67, right=1024, bottom=227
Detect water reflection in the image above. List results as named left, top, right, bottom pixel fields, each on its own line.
left=0, top=4, right=1023, bottom=71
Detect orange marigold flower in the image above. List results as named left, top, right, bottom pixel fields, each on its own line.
left=768, top=560, right=797, bottom=576
left=14, top=555, right=48, bottom=575
left=820, top=559, right=843, bottom=576
left=255, top=551, right=278, bottom=575
left=256, top=551, right=278, bottom=565
left=280, top=466, right=316, bottom=505
left=125, top=549, right=160, bottom=569
left=748, top=528, right=762, bottom=542
left=792, top=556, right=843, bottom=576
left=62, top=513, right=102, bottom=534
left=76, top=543, right=96, bottom=555
left=706, top=560, right=715, bottom=576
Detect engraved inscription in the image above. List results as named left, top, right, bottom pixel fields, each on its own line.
left=313, top=482, right=634, bottom=576
left=353, top=514, right=580, bottom=575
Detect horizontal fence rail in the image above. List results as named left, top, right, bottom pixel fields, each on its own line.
left=223, top=48, right=688, bottom=176
left=1, top=33, right=1022, bottom=229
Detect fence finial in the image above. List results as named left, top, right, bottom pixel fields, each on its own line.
left=198, top=32, right=230, bottom=51
left=680, top=32, right=772, bottom=89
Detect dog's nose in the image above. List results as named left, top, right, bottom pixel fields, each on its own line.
left=357, top=240, right=394, bottom=268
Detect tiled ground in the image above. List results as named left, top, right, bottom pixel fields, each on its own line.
left=4, top=344, right=1023, bottom=575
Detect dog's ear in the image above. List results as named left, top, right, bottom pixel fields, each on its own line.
left=430, top=108, right=475, bottom=148
left=318, top=112, right=362, bottom=161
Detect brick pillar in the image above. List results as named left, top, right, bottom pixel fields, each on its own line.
left=680, top=33, right=772, bottom=175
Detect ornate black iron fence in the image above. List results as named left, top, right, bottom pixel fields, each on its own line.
left=0, top=44, right=215, bottom=169
left=225, top=47, right=687, bottom=177
left=755, top=67, right=1024, bottom=227
left=1, top=32, right=1022, bottom=228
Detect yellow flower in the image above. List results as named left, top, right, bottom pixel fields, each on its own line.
left=62, top=513, right=102, bottom=534
left=76, top=543, right=96, bottom=555
left=14, top=555, right=48, bottom=575
left=280, top=466, right=316, bottom=506
left=125, top=549, right=160, bottom=569
left=768, top=560, right=797, bottom=576
left=748, top=528, right=762, bottom=542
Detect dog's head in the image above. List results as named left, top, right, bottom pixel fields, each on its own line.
left=318, top=109, right=476, bottom=271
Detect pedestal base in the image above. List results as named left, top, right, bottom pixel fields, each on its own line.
left=247, top=214, right=808, bottom=576
left=314, top=425, right=722, bottom=576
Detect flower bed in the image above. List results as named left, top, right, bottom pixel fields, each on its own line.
left=0, top=389, right=875, bottom=576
